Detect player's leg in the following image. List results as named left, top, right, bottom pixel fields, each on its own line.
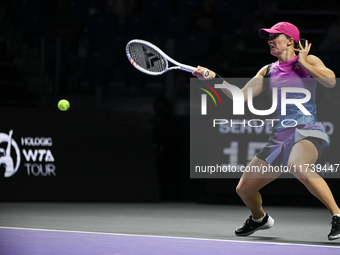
left=288, top=139, right=340, bottom=215
left=236, top=156, right=281, bottom=218
left=288, top=139, right=340, bottom=240
left=235, top=156, right=281, bottom=236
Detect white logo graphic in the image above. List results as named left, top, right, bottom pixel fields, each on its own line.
left=0, top=130, right=21, bottom=178
left=213, top=84, right=311, bottom=116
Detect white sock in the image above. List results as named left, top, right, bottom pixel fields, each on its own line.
left=333, top=214, right=340, bottom=217
left=252, top=213, right=266, bottom=223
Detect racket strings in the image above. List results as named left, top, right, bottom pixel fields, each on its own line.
left=128, top=43, right=166, bottom=73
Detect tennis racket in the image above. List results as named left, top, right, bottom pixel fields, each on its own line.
left=126, top=39, right=209, bottom=77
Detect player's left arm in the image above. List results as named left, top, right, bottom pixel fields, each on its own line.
left=295, top=40, right=336, bottom=88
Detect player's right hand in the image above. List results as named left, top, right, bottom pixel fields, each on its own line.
left=192, top=66, right=216, bottom=80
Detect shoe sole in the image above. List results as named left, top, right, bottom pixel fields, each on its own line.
left=328, top=234, right=340, bottom=241
left=235, top=215, right=275, bottom=236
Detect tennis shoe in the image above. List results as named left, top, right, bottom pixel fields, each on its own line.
left=235, top=213, right=274, bottom=236
left=328, top=215, right=340, bottom=240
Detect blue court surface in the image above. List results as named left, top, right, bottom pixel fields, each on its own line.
left=0, top=203, right=339, bottom=254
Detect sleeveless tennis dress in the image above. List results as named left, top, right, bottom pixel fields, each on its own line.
left=256, top=55, right=330, bottom=166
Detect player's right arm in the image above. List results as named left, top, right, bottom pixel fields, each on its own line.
left=241, top=65, right=268, bottom=102
left=193, top=65, right=269, bottom=102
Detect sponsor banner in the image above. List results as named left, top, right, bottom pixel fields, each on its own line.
left=0, top=108, right=159, bottom=202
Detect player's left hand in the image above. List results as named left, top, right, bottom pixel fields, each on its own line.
left=294, top=39, right=312, bottom=64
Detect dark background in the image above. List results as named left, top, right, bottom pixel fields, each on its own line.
left=0, top=0, right=340, bottom=205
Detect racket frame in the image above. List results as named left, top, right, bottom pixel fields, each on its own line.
left=126, top=39, right=198, bottom=76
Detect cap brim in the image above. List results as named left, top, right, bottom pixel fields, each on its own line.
left=258, top=28, right=281, bottom=39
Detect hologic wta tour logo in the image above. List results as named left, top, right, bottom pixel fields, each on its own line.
left=0, top=130, right=21, bottom=177
left=0, top=130, right=56, bottom=178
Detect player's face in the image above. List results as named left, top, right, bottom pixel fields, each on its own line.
left=267, top=33, right=291, bottom=56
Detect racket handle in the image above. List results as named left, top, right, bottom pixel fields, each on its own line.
left=179, top=65, right=209, bottom=77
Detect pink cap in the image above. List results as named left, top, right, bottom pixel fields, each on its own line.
left=259, top=22, right=300, bottom=43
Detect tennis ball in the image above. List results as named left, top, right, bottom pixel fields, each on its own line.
left=58, top=99, right=70, bottom=111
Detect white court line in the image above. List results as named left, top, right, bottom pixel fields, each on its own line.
left=0, top=226, right=339, bottom=249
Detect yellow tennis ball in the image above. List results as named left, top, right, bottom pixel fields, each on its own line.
left=58, top=99, right=70, bottom=111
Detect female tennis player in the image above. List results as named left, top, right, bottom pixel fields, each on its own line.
left=192, top=22, right=340, bottom=241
